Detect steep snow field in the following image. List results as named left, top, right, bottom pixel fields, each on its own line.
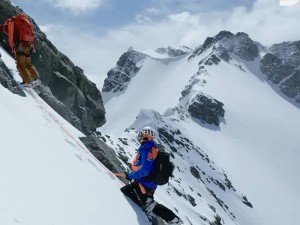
left=176, top=57, right=300, bottom=225
left=2, top=38, right=299, bottom=225
left=100, top=49, right=300, bottom=225
left=0, top=48, right=150, bottom=225
left=101, top=54, right=200, bottom=136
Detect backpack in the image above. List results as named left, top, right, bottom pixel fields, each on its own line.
left=149, top=151, right=174, bottom=185
left=13, top=13, right=35, bottom=42
left=4, top=13, right=35, bottom=51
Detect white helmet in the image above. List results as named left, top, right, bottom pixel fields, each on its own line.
left=137, top=126, right=156, bottom=141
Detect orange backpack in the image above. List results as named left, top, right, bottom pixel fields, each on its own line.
left=4, top=13, right=35, bottom=51
left=13, top=13, right=35, bottom=42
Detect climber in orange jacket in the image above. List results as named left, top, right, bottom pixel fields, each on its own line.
left=0, top=13, right=39, bottom=85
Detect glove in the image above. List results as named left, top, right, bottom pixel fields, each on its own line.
left=114, top=172, right=130, bottom=180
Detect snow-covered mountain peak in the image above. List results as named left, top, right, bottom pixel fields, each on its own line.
left=101, top=30, right=300, bottom=136
left=102, top=48, right=147, bottom=102
left=102, top=31, right=266, bottom=106
left=189, top=31, right=264, bottom=63
left=3, top=0, right=299, bottom=224
left=100, top=30, right=300, bottom=225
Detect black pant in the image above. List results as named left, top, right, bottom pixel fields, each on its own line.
left=121, top=182, right=177, bottom=222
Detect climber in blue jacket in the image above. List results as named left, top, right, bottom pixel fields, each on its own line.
left=115, top=127, right=183, bottom=225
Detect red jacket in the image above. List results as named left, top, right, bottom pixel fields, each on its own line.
left=0, top=24, right=8, bottom=33
left=0, top=22, right=31, bottom=50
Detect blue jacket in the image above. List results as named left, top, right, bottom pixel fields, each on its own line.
left=128, top=140, right=158, bottom=190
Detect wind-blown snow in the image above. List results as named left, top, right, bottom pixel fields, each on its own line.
left=0, top=48, right=150, bottom=225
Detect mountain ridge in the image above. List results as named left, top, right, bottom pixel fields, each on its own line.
left=1, top=2, right=299, bottom=223
left=100, top=30, right=300, bottom=225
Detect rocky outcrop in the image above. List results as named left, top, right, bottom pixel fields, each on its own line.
left=189, top=31, right=260, bottom=62
left=188, top=93, right=225, bottom=126
left=233, top=32, right=259, bottom=61
left=260, top=45, right=300, bottom=103
left=80, top=135, right=126, bottom=173
left=189, top=31, right=235, bottom=59
left=269, top=41, right=300, bottom=68
left=102, top=49, right=146, bottom=95
left=0, top=0, right=105, bottom=134
left=199, top=53, right=222, bottom=66
left=0, top=57, right=25, bottom=96
left=260, top=53, right=295, bottom=84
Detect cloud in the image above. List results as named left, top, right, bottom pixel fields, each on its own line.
left=280, top=0, right=300, bottom=6
left=39, top=24, right=126, bottom=89
left=47, top=0, right=105, bottom=13
left=216, top=0, right=300, bottom=45
left=135, top=0, right=300, bottom=47
left=146, top=8, right=162, bottom=15
left=40, top=0, right=300, bottom=90
left=135, top=15, right=152, bottom=24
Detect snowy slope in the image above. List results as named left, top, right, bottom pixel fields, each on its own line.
left=101, top=52, right=201, bottom=136
left=0, top=48, right=150, bottom=225
left=185, top=55, right=300, bottom=225
left=101, top=50, right=256, bottom=225
left=100, top=34, right=300, bottom=225
left=173, top=54, right=300, bottom=225
left=99, top=112, right=256, bottom=225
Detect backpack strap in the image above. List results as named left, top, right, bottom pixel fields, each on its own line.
left=145, top=147, right=158, bottom=161
left=3, top=18, right=16, bottom=55
left=7, top=20, right=15, bottom=53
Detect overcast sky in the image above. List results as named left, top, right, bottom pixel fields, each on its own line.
left=10, top=0, right=300, bottom=88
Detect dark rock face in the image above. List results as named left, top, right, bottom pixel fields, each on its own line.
left=217, top=46, right=231, bottom=62
left=189, top=31, right=235, bottom=59
left=189, top=31, right=259, bottom=62
left=260, top=47, right=300, bottom=103
left=210, top=215, right=222, bottom=225
left=197, top=46, right=232, bottom=68
left=233, top=32, right=259, bottom=61
left=102, top=49, right=146, bottom=94
left=0, top=58, right=25, bottom=96
left=188, top=93, right=225, bottom=126
left=269, top=41, right=300, bottom=68
left=267, top=42, right=300, bottom=103
left=242, top=195, right=253, bottom=208
left=190, top=166, right=201, bottom=179
left=0, top=0, right=105, bottom=134
left=200, top=54, right=221, bottom=66
left=80, top=135, right=125, bottom=173
left=260, top=53, right=295, bottom=84
left=35, top=85, right=91, bottom=133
